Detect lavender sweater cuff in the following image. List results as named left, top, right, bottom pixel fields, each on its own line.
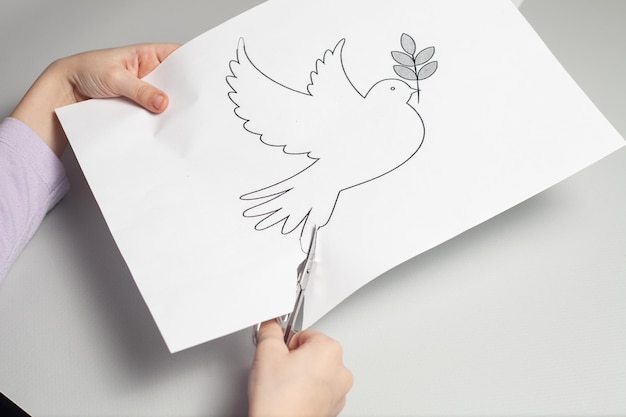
left=0, top=117, right=70, bottom=283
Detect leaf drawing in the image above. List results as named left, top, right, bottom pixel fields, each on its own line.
left=394, top=65, right=417, bottom=80
left=391, top=33, right=438, bottom=102
left=415, top=46, right=435, bottom=65
left=417, top=61, right=438, bottom=80
left=391, top=51, right=415, bottom=67
left=401, top=33, right=417, bottom=55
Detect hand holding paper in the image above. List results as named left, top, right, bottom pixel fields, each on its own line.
left=12, top=43, right=179, bottom=157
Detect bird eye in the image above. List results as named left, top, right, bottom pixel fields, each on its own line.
left=390, top=86, right=396, bottom=91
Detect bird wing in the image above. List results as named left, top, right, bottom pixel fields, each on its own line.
left=227, top=38, right=361, bottom=158
left=306, top=38, right=361, bottom=100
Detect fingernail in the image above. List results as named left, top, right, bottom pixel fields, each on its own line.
left=152, top=94, right=166, bottom=111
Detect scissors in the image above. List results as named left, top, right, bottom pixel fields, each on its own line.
left=253, top=225, right=319, bottom=346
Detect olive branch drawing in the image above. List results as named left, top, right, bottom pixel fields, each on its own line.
left=392, top=33, right=438, bottom=103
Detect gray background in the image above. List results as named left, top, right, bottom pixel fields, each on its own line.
left=1, top=1, right=625, bottom=416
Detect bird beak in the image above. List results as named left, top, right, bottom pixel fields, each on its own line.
left=408, top=89, right=419, bottom=110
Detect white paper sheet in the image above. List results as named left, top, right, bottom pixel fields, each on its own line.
left=57, top=0, right=624, bottom=353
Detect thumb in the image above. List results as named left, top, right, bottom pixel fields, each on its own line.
left=288, top=328, right=331, bottom=351
left=115, top=72, right=169, bottom=113
left=255, top=319, right=288, bottom=352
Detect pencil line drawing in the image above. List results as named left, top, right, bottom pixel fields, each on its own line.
left=226, top=33, right=437, bottom=248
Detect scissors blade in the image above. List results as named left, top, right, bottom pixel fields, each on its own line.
left=297, top=225, right=319, bottom=290
left=283, top=225, right=319, bottom=344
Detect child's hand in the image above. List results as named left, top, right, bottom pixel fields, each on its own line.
left=59, top=43, right=180, bottom=113
left=249, top=320, right=353, bottom=417
left=11, top=43, right=179, bottom=156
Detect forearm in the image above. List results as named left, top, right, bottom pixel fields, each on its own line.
left=10, top=59, right=75, bottom=158
left=0, top=117, right=69, bottom=283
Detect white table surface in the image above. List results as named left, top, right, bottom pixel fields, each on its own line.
left=1, top=1, right=625, bottom=416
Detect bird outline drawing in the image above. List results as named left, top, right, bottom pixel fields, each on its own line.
left=227, top=33, right=438, bottom=249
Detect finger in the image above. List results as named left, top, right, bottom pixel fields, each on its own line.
left=331, top=369, right=352, bottom=416
left=287, top=328, right=329, bottom=350
left=153, top=42, right=181, bottom=62
left=135, top=43, right=181, bottom=78
left=343, top=367, right=354, bottom=391
left=122, top=44, right=179, bottom=111
left=115, top=73, right=170, bottom=113
left=340, top=367, right=354, bottom=400
left=332, top=397, right=347, bottom=417
left=255, top=319, right=288, bottom=352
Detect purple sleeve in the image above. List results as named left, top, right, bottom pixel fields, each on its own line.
left=0, top=117, right=70, bottom=283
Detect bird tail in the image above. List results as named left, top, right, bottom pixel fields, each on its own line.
left=240, top=166, right=337, bottom=244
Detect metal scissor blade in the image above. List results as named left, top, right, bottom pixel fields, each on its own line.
left=283, top=225, right=319, bottom=344
left=297, top=225, right=319, bottom=290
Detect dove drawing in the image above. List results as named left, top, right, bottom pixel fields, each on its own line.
left=227, top=36, right=431, bottom=246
